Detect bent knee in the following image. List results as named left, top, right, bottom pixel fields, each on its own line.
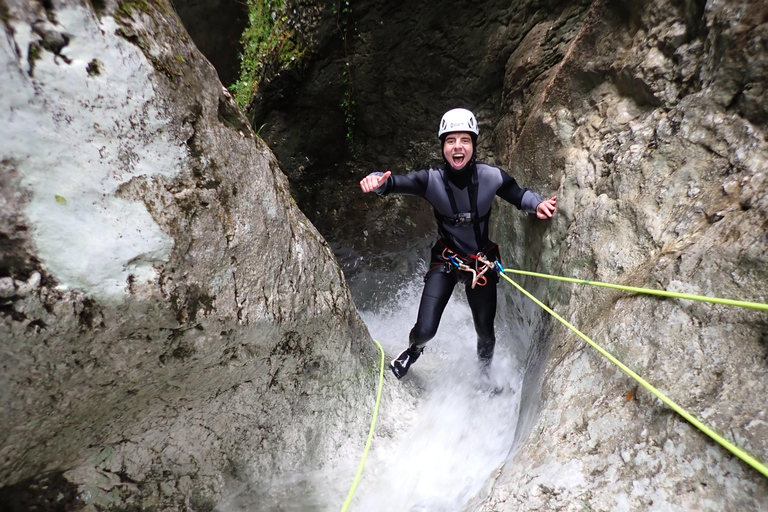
left=409, top=325, right=438, bottom=345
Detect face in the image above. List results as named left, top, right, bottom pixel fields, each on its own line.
left=443, top=132, right=474, bottom=170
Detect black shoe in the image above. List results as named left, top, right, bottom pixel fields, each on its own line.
left=478, top=360, right=504, bottom=395
left=390, top=347, right=422, bottom=379
left=478, top=378, right=504, bottom=396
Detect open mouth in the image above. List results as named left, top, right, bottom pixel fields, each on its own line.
left=452, top=154, right=466, bottom=167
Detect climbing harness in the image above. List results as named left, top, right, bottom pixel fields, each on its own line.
left=443, top=247, right=496, bottom=288
left=340, top=338, right=385, bottom=512
left=485, top=259, right=768, bottom=480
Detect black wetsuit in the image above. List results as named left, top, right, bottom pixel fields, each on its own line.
left=376, top=161, right=542, bottom=365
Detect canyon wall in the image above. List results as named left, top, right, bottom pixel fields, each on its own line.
left=0, top=0, right=374, bottom=509
left=1, top=0, right=766, bottom=510
left=478, top=0, right=768, bottom=509
left=245, top=0, right=768, bottom=509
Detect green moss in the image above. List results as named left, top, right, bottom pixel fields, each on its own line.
left=27, top=41, right=42, bottom=76
left=114, top=0, right=153, bottom=20
left=228, top=0, right=305, bottom=108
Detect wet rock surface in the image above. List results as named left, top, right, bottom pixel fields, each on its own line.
left=0, top=0, right=373, bottom=509
left=245, top=0, right=768, bottom=510
left=1, top=0, right=766, bottom=510
left=472, top=0, right=768, bottom=510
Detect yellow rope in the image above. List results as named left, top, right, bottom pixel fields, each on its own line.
left=502, top=267, right=768, bottom=311
left=340, top=338, right=386, bottom=511
left=497, top=267, right=768, bottom=480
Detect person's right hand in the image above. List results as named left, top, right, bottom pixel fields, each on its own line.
left=360, top=171, right=392, bottom=193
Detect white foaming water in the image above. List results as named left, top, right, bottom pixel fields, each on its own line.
left=350, top=276, right=525, bottom=512
left=218, top=273, right=526, bottom=512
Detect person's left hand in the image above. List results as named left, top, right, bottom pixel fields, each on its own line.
left=536, top=196, right=557, bottom=219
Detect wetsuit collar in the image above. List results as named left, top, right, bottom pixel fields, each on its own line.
left=444, top=157, right=477, bottom=189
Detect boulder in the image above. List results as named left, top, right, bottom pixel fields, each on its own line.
left=0, top=0, right=373, bottom=508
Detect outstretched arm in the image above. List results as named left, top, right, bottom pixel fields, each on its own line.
left=536, top=196, right=557, bottom=219
left=360, top=171, right=392, bottom=193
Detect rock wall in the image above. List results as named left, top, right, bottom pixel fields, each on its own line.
left=476, top=0, right=768, bottom=510
left=241, top=0, right=768, bottom=510
left=245, top=0, right=593, bottom=290
left=3, top=0, right=766, bottom=509
left=0, top=0, right=373, bottom=509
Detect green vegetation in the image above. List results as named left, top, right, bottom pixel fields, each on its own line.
left=335, top=0, right=356, bottom=153
left=27, top=41, right=42, bottom=76
left=114, top=0, right=153, bottom=19
left=229, top=0, right=304, bottom=108
left=230, top=1, right=358, bottom=155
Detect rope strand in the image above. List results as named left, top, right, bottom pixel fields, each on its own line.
left=340, top=263, right=768, bottom=512
left=340, top=338, right=386, bottom=511
left=495, top=264, right=768, bottom=480
left=501, top=267, right=768, bottom=311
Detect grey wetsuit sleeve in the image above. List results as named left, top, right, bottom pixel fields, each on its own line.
left=496, top=168, right=542, bottom=213
left=372, top=170, right=430, bottom=197
left=520, top=190, right=544, bottom=214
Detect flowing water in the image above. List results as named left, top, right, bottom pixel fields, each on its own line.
left=219, top=266, right=533, bottom=512
left=348, top=273, right=527, bottom=512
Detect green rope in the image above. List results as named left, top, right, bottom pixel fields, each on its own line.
left=340, top=338, right=386, bottom=512
left=502, top=267, right=768, bottom=311
left=496, top=266, right=768, bottom=480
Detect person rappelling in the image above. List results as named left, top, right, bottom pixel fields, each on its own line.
left=359, top=108, right=557, bottom=379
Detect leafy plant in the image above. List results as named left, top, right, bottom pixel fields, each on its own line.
left=335, top=0, right=357, bottom=156
left=229, top=0, right=304, bottom=108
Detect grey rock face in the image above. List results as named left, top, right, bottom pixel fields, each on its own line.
left=243, top=0, right=767, bottom=509
left=2, top=0, right=766, bottom=509
left=0, top=0, right=373, bottom=508
left=474, top=0, right=768, bottom=510
left=247, top=0, right=594, bottom=292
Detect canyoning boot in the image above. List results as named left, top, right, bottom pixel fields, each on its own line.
left=390, top=346, right=423, bottom=379
left=479, top=358, right=504, bottom=396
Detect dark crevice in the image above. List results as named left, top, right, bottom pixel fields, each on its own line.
left=170, top=0, right=248, bottom=86
left=611, top=67, right=662, bottom=107
left=683, top=0, right=708, bottom=41
left=0, top=0, right=11, bottom=32
left=78, top=298, right=103, bottom=330
left=183, top=102, right=205, bottom=158
left=218, top=89, right=253, bottom=136
left=0, top=472, right=83, bottom=512
left=40, top=0, right=55, bottom=21
left=0, top=301, right=27, bottom=322
left=88, top=0, right=107, bottom=16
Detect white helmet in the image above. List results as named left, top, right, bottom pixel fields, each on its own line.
left=438, top=108, right=479, bottom=139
